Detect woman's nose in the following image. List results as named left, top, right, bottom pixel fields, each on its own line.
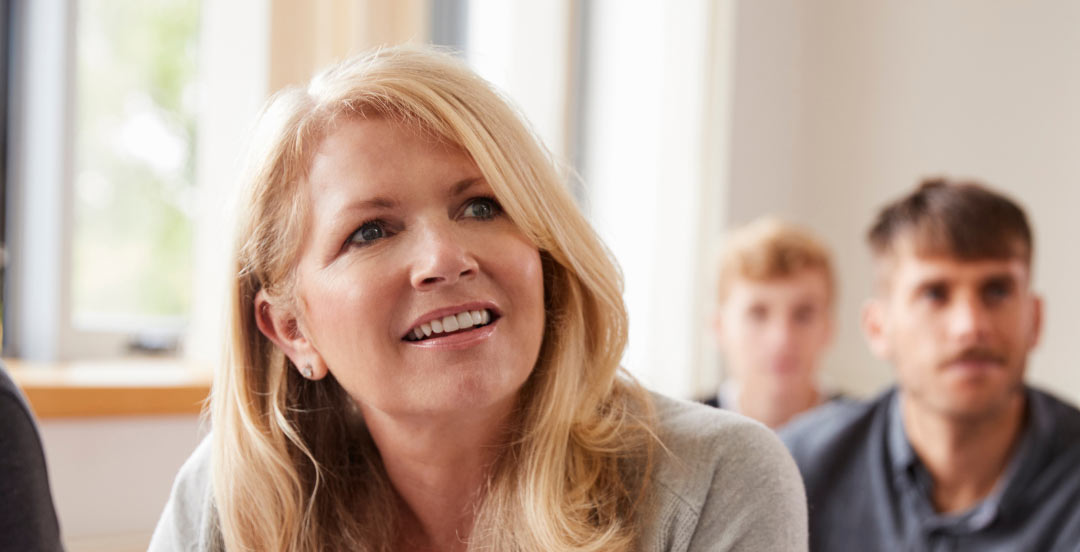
left=409, top=223, right=478, bottom=289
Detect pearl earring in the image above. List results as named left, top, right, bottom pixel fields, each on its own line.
left=300, top=364, right=313, bottom=379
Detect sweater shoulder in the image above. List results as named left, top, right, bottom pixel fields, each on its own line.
left=643, top=392, right=808, bottom=551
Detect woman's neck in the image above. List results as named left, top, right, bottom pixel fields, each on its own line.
left=361, top=396, right=517, bottom=552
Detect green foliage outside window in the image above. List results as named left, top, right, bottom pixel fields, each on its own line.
left=73, top=0, right=201, bottom=321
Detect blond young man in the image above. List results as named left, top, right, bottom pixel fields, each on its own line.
left=781, top=179, right=1080, bottom=551
left=705, top=217, right=839, bottom=428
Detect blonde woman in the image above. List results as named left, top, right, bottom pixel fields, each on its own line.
left=149, top=47, right=806, bottom=552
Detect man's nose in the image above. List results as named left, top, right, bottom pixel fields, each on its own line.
left=767, top=317, right=798, bottom=350
left=948, top=292, right=992, bottom=344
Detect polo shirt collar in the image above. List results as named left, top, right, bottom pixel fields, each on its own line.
left=886, top=389, right=1039, bottom=534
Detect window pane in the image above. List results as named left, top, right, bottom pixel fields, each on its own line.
left=73, top=0, right=200, bottom=327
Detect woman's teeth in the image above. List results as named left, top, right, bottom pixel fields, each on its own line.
left=407, top=309, right=493, bottom=341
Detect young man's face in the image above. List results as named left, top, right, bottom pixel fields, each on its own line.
left=715, top=269, right=833, bottom=392
left=863, top=240, right=1041, bottom=421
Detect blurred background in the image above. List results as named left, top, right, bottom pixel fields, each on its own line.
left=2, top=0, right=1079, bottom=549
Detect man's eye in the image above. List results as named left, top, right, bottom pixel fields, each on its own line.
left=348, top=220, right=387, bottom=246
left=462, top=197, right=502, bottom=220
left=793, top=305, right=816, bottom=325
left=922, top=285, right=948, bottom=303
left=983, top=281, right=1013, bottom=303
left=748, top=305, right=768, bottom=322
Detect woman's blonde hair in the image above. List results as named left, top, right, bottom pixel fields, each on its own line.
left=212, top=46, right=656, bottom=551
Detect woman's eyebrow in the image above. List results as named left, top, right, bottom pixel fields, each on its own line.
left=329, top=176, right=485, bottom=222
left=449, top=177, right=484, bottom=197
left=341, top=196, right=398, bottom=212
left=323, top=197, right=398, bottom=239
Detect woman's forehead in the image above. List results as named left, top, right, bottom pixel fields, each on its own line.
left=307, top=118, right=473, bottom=193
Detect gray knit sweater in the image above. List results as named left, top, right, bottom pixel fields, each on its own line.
left=149, top=392, right=807, bottom=551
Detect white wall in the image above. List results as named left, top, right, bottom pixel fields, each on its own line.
left=465, top=0, right=572, bottom=159
left=581, top=0, right=734, bottom=398
left=727, top=0, right=805, bottom=224
left=40, top=415, right=205, bottom=551
left=728, top=0, right=1080, bottom=404
left=186, top=0, right=270, bottom=365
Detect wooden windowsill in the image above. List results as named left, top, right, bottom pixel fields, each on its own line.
left=6, top=357, right=212, bottom=419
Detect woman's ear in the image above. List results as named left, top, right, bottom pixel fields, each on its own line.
left=254, top=289, right=328, bottom=380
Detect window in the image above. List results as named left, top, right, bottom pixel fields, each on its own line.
left=4, top=0, right=427, bottom=363
left=72, top=0, right=201, bottom=338
left=4, top=0, right=204, bottom=360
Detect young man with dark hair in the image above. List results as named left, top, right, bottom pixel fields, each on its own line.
left=781, top=179, right=1080, bottom=550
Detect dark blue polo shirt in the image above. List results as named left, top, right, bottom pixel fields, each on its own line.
left=780, top=386, right=1080, bottom=552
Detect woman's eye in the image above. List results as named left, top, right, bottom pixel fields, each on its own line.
left=462, top=197, right=502, bottom=220
left=348, top=220, right=387, bottom=246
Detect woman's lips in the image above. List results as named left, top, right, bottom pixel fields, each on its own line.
left=401, top=302, right=501, bottom=340
left=404, top=308, right=495, bottom=341
left=404, top=318, right=498, bottom=350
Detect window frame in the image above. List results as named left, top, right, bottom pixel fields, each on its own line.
left=4, top=0, right=436, bottom=364
left=5, top=0, right=197, bottom=361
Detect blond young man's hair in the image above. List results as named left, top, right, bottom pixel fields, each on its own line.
left=716, top=217, right=835, bottom=304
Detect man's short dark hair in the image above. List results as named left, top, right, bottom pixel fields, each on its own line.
left=867, top=178, right=1033, bottom=265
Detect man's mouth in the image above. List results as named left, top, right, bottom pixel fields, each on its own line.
left=403, top=309, right=497, bottom=342
left=941, top=348, right=1006, bottom=370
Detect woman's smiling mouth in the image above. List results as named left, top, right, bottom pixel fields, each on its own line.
left=404, top=308, right=498, bottom=342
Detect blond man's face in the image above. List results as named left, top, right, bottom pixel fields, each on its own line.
left=715, top=269, right=834, bottom=390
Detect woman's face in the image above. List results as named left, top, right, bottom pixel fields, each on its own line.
left=288, top=117, right=545, bottom=418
